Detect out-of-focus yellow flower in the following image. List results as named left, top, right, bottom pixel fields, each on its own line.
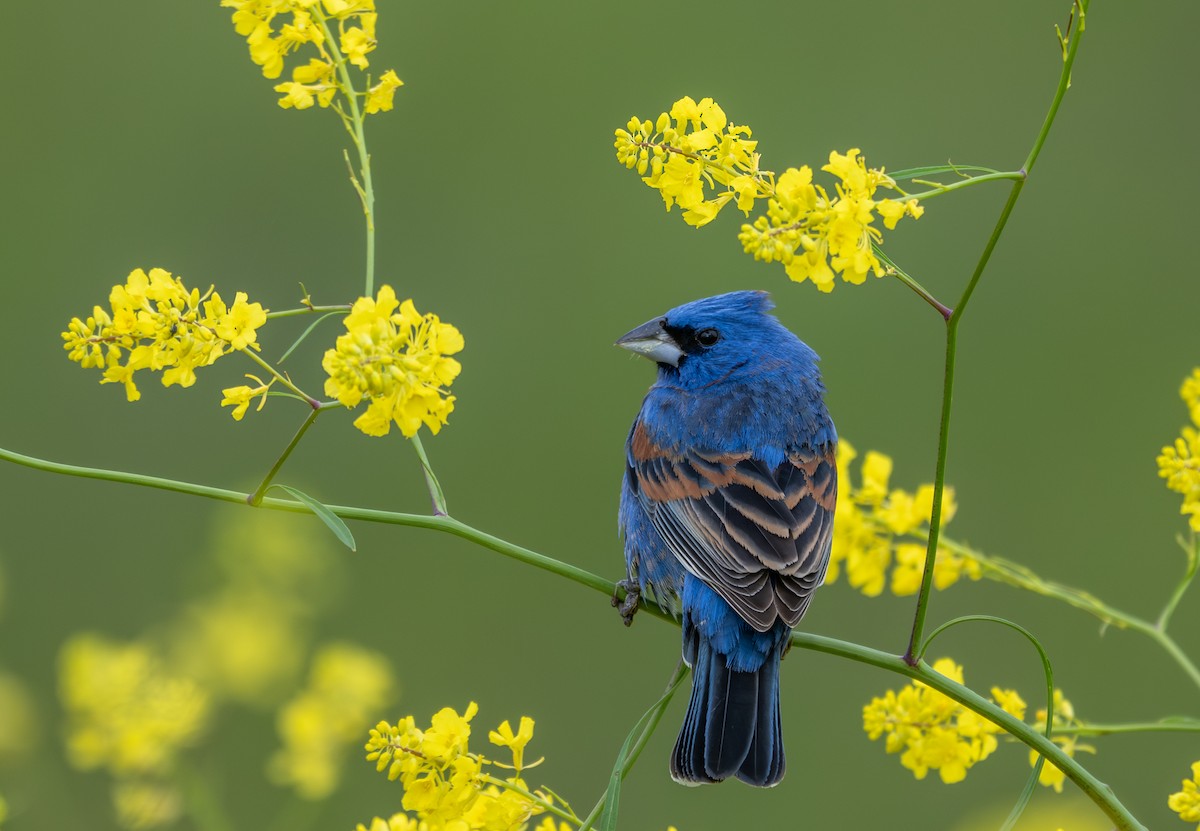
left=863, top=658, right=1023, bottom=784
left=58, top=634, right=211, bottom=776
left=365, top=70, right=404, bottom=114
left=170, top=590, right=305, bottom=707
left=364, top=704, right=555, bottom=831
left=1158, top=368, right=1200, bottom=532
left=1027, top=689, right=1094, bottom=793
left=323, top=286, right=464, bottom=438
left=0, top=673, right=37, bottom=760
left=62, top=268, right=266, bottom=402
left=112, top=781, right=182, bottom=830
left=1169, top=761, right=1200, bottom=823
left=827, top=441, right=971, bottom=597
left=269, top=643, right=395, bottom=799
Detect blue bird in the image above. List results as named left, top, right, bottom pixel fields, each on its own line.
left=616, top=290, right=837, bottom=787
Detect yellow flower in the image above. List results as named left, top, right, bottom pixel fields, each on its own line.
left=863, top=658, right=1013, bottom=784
left=1169, top=761, right=1200, bottom=823
left=58, top=635, right=211, bottom=776
left=220, top=374, right=273, bottom=421
left=0, top=672, right=37, bottom=761
left=615, top=96, right=767, bottom=228
left=828, top=443, right=974, bottom=598
left=489, top=716, right=535, bottom=771
left=365, top=69, right=404, bottom=114
left=1027, top=689, right=1095, bottom=793
left=269, top=643, right=394, bottom=799
left=62, top=268, right=266, bottom=403
left=364, top=705, right=551, bottom=831
left=322, top=286, right=464, bottom=438
left=341, top=19, right=376, bottom=69
left=1159, top=369, right=1200, bottom=531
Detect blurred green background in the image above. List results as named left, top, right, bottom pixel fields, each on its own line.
left=2, top=1, right=1198, bottom=829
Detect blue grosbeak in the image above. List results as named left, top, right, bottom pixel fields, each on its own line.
left=616, top=290, right=837, bottom=787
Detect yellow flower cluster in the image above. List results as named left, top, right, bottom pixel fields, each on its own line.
left=58, top=635, right=211, bottom=777
left=1157, top=368, right=1200, bottom=532
left=739, top=150, right=923, bottom=291
left=1170, top=762, right=1200, bottom=825
left=1028, top=689, right=1093, bottom=793
left=828, top=441, right=977, bottom=597
left=220, top=0, right=404, bottom=114
left=269, top=643, right=395, bottom=799
left=323, top=286, right=464, bottom=438
left=614, top=96, right=769, bottom=228
left=862, top=658, right=1026, bottom=784
left=61, top=268, right=267, bottom=402
left=614, top=97, right=923, bottom=291
left=361, top=704, right=553, bottom=831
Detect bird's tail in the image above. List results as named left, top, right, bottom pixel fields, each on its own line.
left=670, top=625, right=785, bottom=787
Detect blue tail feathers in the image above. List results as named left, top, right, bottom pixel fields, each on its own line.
left=671, top=580, right=788, bottom=787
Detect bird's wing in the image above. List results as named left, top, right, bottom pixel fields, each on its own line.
left=628, top=420, right=836, bottom=632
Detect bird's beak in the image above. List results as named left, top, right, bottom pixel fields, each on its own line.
left=615, top=317, right=684, bottom=367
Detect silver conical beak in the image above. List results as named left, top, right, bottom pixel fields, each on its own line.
left=615, top=318, right=684, bottom=367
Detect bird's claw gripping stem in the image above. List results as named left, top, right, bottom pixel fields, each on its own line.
left=612, top=578, right=641, bottom=626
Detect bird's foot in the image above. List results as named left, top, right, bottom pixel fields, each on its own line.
left=612, top=579, right=641, bottom=626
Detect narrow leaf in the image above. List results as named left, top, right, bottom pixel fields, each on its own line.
left=889, top=163, right=1000, bottom=179
left=270, top=484, right=356, bottom=551
left=278, top=311, right=344, bottom=364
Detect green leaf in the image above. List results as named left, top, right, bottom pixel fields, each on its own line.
left=591, top=665, right=688, bottom=831
left=278, top=311, right=344, bottom=364
left=889, top=163, right=1000, bottom=180
left=270, top=484, right=356, bottom=551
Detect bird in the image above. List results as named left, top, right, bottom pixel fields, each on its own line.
left=616, top=289, right=837, bottom=788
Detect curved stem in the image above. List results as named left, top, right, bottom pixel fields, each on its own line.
left=476, top=775, right=578, bottom=827
left=1158, top=533, right=1198, bottom=630
left=937, top=537, right=1200, bottom=693
left=0, top=443, right=1147, bottom=829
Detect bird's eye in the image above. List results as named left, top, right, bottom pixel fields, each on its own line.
left=696, top=328, right=720, bottom=347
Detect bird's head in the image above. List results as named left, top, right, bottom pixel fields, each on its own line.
left=615, top=290, right=817, bottom=387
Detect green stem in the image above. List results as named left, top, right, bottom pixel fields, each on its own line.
left=1158, top=534, right=1199, bottom=630
left=409, top=432, right=448, bottom=515
left=0, top=443, right=1146, bottom=830
left=1056, top=719, right=1200, bottom=737
left=265, top=304, right=351, bottom=320
left=873, top=245, right=951, bottom=319
left=248, top=407, right=323, bottom=506
left=240, top=349, right=317, bottom=405
left=577, top=662, right=689, bottom=831
left=906, top=0, right=1087, bottom=662
left=904, top=170, right=1026, bottom=202
left=938, top=538, right=1200, bottom=693
left=316, top=12, right=375, bottom=296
